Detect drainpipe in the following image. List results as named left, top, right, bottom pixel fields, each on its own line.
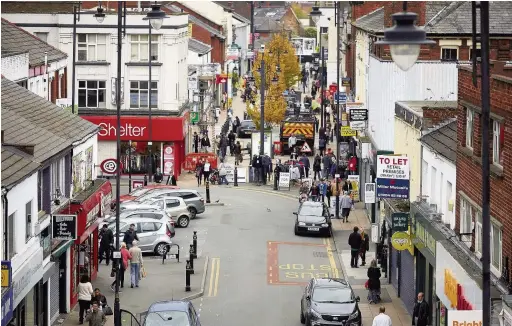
left=2, top=186, right=9, bottom=260
left=45, top=52, right=49, bottom=101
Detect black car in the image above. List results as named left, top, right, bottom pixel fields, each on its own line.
left=237, top=120, right=256, bottom=138
left=294, top=201, right=333, bottom=237
left=301, top=278, right=361, bottom=326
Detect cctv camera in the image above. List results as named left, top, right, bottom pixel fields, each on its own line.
left=260, top=44, right=265, bottom=50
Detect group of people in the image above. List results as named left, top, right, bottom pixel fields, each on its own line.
left=251, top=153, right=273, bottom=185
left=192, top=131, right=211, bottom=154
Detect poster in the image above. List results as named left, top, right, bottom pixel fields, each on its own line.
left=278, top=172, right=290, bottom=189
left=364, top=183, right=376, bottom=204
left=348, top=175, right=359, bottom=201
left=163, top=144, right=174, bottom=176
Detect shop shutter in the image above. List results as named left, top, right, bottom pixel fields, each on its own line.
left=400, top=249, right=416, bottom=316
left=390, top=246, right=398, bottom=290
left=49, top=261, right=61, bottom=323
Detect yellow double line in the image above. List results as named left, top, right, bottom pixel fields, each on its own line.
left=323, top=238, right=340, bottom=278
left=208, top=258, right=220, bottom=297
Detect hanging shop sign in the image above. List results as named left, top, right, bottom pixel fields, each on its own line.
left=376, top=154, right=410, bottom=199
left=216, top=74, right=228, bottom=84
left=349, top=121, right=366, bottom=131
left=342, top=77, right=351, bottom=87
left=349, top=108, right=368, bottom=121
left=52, top=214, right=78, bottom=240
left=226, top=45, right=240, bottom=60
left=391, top=212, right=409, bottom=232
left=391, top=232, right=410, bottom=251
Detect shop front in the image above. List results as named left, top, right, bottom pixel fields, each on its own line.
left=58, top=179, right=112, bottom=308
left=82, top=115, right=188, bottom=178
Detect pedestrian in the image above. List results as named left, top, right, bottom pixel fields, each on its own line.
left=195, top=161, right=203, bottom=186
left=153, top=167, right=163, bottom=183
left=319, top=135, right=326, bottom=156
left=251, top=154, right=262, bottom=185
left=92, top=288, right=107, bottom=311
left=348, top=226, right=362, bottom=268
left=170, top=174, right=177, bottom=186
left=234, top=141, right=242, bottom=165
left=201, top=134, right=211, bottom=153
left=322, top=152, right=332, bottom=179
left=372, top=306, right=392, bottom=326
left=360, top=229, right=370, bottom=265
left=288, top=133, right=297, bottom=158
left=340, top=191, right=354, bottom=222
left=343, top=179, right=353, bottom=193
left=228, top=130, right=236, bottom=155
left=326, top=181, right=333, bottom=208
left=220, top=134, right=228, bottom=160
left=193, top=132, right=199, bottom=153
left=313, top=154, right=321, bottom=180
left=129, top=240, right=143, bottom=288
left=367, top=260, right=382, bottom=304
left=218, top=162, right=228, bottom=185
left=299, top=153, right=310, bottom=178
left=111, top=242, right=131, bottom=291
left=412, top=293, right=430, bottom=326
left=77, top=275, right=94, bottom=324
left=203, top=160, right=211, bottom=183
left=84, top=301, right=107, bottom=326
left=122, top=224, right=138, bottom=249
left=262, top=153, right=271, bottom=184
left=309, top=182, right=319, bottom=201
left=319, top=179, right=327, bottom=203
left=98, top=224, right=113, bottom=266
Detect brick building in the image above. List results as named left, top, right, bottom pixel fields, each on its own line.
left=253, top=6, right=301, bottom=40
left=456, top=60, right=512, bottom=289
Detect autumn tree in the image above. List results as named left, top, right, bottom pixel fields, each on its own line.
left=246, top=77, right=287, bottom=129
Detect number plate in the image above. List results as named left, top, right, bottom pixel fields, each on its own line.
left=307, top=227, right=320, bottom=231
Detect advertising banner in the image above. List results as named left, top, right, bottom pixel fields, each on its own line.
left=347, top=175, right=359, bottom=201
left=163, top=144, right=174, bottom=176
left=279, top=172, right=291, bottom=189
left=364, top=183, right=376, bottom=204
left=376, top=155, right=410, bottom=199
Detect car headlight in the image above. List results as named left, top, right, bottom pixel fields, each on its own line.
left=310, top=309, right=322, bottom=320
left=349, top=310, right=359, bottom=320
left=298, top=222, right=306, bottom=226
left=321, top=223, right=328, bottom=227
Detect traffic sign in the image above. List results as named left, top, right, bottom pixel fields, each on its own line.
left=334, top=91, right=347, bottom=103
left=100, top=159, right=123, bottom=174
left=190, top=112, right=199, bottom=124
left=300, top=142, right=312, bottom=153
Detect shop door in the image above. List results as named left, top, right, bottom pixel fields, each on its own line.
left=59, top=254, right=67, bottom=313
left=399, top=250, right=416, bottom=315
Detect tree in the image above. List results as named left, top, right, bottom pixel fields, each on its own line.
left=246, top=78, right=287, bottom=129
left=304, top=27, right=317, bottom=38
left=291, top=3, right=308, bottom=19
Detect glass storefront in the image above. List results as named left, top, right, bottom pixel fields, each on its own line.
left=120, top=141, right=162, bottom=174
left=76, top=233, right=96, bottom=285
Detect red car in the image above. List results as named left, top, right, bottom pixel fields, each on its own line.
left=111, top=184, right=180, bottom=209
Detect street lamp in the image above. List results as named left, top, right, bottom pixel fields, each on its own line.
left=143, top=2, right=169, bottom=30
left=310, top=6, right=322, bottom=25
left=375, top=3, right=434, bottom=71
left=94, top=6, right=105, bottom=23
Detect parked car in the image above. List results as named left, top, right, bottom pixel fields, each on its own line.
left=121, top=197, right=191, bottom=228
left=112, top=185, right=180, bottom=209
left=119, top=300, right=202, bottom=326
left=127, top=189, right=205, bottom=219
left=107, top=217, right=173, bottom=255
left=300, top=278, right=361, bottom=326
left=237, top=120, right=256, bottom=138
left=104, top=210, right=177, bottom=236
left=294, top=201, right=333, bottom=237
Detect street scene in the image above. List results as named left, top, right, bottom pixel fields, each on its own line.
left=1, top=1, right=512, bottom=326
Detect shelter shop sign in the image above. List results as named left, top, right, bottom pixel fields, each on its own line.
left=376, top=155, right=410, bottom=199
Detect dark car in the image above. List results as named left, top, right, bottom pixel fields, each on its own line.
left=237, top=120, right=256, bottom=138
left=294, top=201, right=332, bottom=237
left=300, top=278, right=361, bottom=326
left=120, top=300, right=202, bottom=326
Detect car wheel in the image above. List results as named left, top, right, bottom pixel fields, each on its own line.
left=178, top=216, right=190, bottom=228
left=300, top=306, right=305, bottom=324
left=294, top=226, right=300, bottom=236
left=188, top=206, right=197, bottom=219
left=154, top=243, right=168, bottom=256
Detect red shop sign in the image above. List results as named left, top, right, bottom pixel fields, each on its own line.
left=82, top=116, right=185, bottom=141
left=329, top=83, right=338, bottom=95
left=216, top=74, right=228, bottom=84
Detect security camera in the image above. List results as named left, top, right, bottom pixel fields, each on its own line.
left=260, top=44, right=265, bottom=51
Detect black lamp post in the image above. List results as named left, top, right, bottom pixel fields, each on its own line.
left=377, top=2, right=492, bottom=326
left=335, top=1, right=341, bottom=220
left=309, top=5, right=324, bottom=128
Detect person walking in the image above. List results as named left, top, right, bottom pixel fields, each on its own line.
left=111, top=242, right=131, bottom=291
left=322, top=152, right=332, bottom=179
left=288, top=134, right=297, bottom=158
left=319, top=179, right=328, bottom=203
left=313, top=154, right=321, bottom=180
left=203, top=160, right=211, bottom=183
left=234, top=141, right=242, bottom=166
left=412, top=293, right=430, bottom=326
left=129, top=240, right=143, bottom=288
left=218, top=162, right=228, bottom=185
left=77, top=275, right=94, bottom=324
left=360, top=229, right=370, bottom=266
left=309, top=182, right=319, bottom=201
left=193, top=132, right=200, bottom=153
left=201, top=134, right=211, bottom=153
left=299, top=153, right=310, bottom=178
left=372, top=306, right=392, bottom=326
left=122, top=224, right=138, bottom=249
left=326, top=181, right=333, bottom=208
left=340, top=191, right=354, bottom=222
left=98, top=224, right=113, bottom=266
left=348, top=226, right=362, bottom=268
left=367, top=260, right=382, bottom=304
left=195, top=161, right=203, bottom=186
left=228, top=130, right=236, bottom=156
left=262, top=153, right=271, bottom=184
left=84, top=301, right=107, bottom=326
left=92, top=288, right=108, bottom=311
left=343, top=179, right=353, bottom=194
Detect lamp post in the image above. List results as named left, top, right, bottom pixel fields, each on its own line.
left=309, top=5, right=324, bottom=128
left=377, top=2, right=492, bottom=326
left=143, top=2, right=169, bottom=184
left=335, top=2, right=341, bottom=220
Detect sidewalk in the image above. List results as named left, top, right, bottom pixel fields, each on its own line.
left=54, top=256, right=208, bottom=326
left=330, top=204, right=412, bottom=326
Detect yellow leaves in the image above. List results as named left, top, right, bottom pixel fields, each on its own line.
left=245, top=77, right=287, bottom=129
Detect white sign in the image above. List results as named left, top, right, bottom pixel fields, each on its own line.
left=226, top=46, right=240, bottom=60
left=226, top=166, right=247, bottom=183
left=435, top=242, right=482, bottom=310
left=291, top=37, right=316, bottom=56
left=447, top=310, right=483, bottom=326
left=376, top=155, right=410, bottom=180
left=188, top=76, right=198, bottom=91
left=371, top=223, right=379, bottom=243
left=345, top=102, right=364, bottom=113
left=364, top=183, right=376, bottom=204
left=251, top=132, right=272, bottom=157
left=349, top=120, right=366, bottom=130
left=279, top=172, right=290, bottom=189
left=13, top=247, right=44, bottom=307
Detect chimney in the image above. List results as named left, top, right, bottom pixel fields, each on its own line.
left=384, top=2, right=426, bottom=28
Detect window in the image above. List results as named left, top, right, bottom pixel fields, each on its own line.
left=320, top=27, right=328, bottom=34
left=491, top=223, right=502, bottom=273
left=140, top=222, right=159, bottom=233
left=26, top=201, right=33, bottom=241
left=441, top=47, right=458, bottom=61
left=475, top=211, right=482, bottom=255
left=38, top=171, right=43, bottom=212
left=466, top=109, right=474, bottom=148
left=430, top=167, right=437, bottom=207
left=470, top=48, right=481, bottom=61
left=181, top=192, right=199, bottom=200
left=492, top=120, right=504, bottom=166
left=460, top=198, right=473, bottom=237
left=77, top=34, right=107, bottom=61
left=166, top=199, right=180, bottom=208
left=35, top=32, right=49, bottom=43
left=422, top=160, right=428, bottom=195
left=78, top=80, right=106, bottom=108
left=8, top=213, right=15, bottom=259
left=51, top=159, right=65, bottom=200
left=130, top=35, right=158, bottom=61
left=130, top=81, right=158, bottom=108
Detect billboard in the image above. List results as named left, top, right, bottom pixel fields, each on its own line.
left=291, top=37, right=316, bottom=56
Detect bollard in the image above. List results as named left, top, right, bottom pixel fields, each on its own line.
left=205, top=180, right=211, bottom=203
left=234, top=167, right=239, bottom=187
left=193, top=231, right=198, bottom=255
left=161, top=245, right=168, bottom=264
left=185, top=260, right=192, bottom=292
left=273, top=170, right=278, bottom=190
left=189, top=243, right=195, bottom=274
left=143, top=174, right=148, bottom=186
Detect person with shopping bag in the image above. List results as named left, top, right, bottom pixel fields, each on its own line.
left=128, top=240, right=143, bottom=288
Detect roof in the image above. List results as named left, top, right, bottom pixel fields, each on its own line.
left=354, top=2, right=512, bottom=35
left=1, top=146, right=40, bottom=188
left=148, top=300, right=190, bottom=313
left=1, top=1, right=76, bottom=14
left=314, top=278, right=350, bottom=287
left=1, top=18, right=67, bottom=66
left=254, top=7, right=288, bottom=31
left=212, top=1, right=251, bottom=24
left=164, top=3, right=225, bottom=39
left=302, top=201, right=324, bottom=207
left=420, top=119, right=457, bottom=164
left=188, top=38, right=212, bottom=54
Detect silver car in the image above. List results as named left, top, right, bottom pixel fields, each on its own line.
left=104, top=210, right=177, bottom=237
left=108, top=217, right=173, bottom=255
left=120, top=197, right=191, bottom=228
left=150, top=190, right=206, bottom=219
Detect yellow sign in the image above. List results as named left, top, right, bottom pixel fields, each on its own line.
left=188, top=23, right=193, bottom=38
left=1, top=262, right=11, bottom=287
left=391, top=232, right=410, bottom=251
left=341, top=126, right=357, bottom=137
left=445, top=269, right=458, bottom=308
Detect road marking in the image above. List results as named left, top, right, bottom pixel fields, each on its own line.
left=208, top=258, right=220, bottom=297
left=231, top=188, right=296, bottom=201
left=325, top=238, right=340, bottom=278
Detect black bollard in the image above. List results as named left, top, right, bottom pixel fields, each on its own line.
left=185, top=260, right=192, bottom=292
left=273, top=170, right=278, bottom=190
left=205, top=180, right=211, bottom=203
left=193, top=231, right=198, bottom=255
left=234, top=167, right=238, bottom=187
left=161, top=244, right=168, bottom=264
left=189, top=243, right=195, bottom=274
left=143, top=174, right=148, bottom=186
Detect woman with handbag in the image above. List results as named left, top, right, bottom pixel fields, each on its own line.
left=110, top=242, right=131, bottom=291
left=366, top=259, right=382, bottom=304
left=77, top=275, right=94, bottom=324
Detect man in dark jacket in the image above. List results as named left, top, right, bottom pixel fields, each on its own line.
left=228, top=131, right=236, bottom=156
left=123, top=224, right=139, bottom=249
left=299, top=153, right=310, bottom=178
left=348, top=226, right=362, bottom=268
left=251, top=155, right=262, bottom=185
left=193, top=132, right=199, bottom=153
left=99, top=224, right=113, bottom=265
left=360, top=230, right=370, bottom=266
left=322, top=153, right=332, bottom=179
left=412, top=293, right=429, bottom=326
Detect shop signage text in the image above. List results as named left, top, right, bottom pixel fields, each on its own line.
left=376, top=154, right=410, bottom=199
left=279, top=172, right=291, bottom=189
left=52, top=214, right=78, bottom=240
left=414, top=221, right=436, bottom=255
left=349, top=109, right=368, bottom=121
left=444, top=269, right=474, bottom=310
left=13, top=248, right=43, bottom=306
left=87, top=203, right=100, bottom=226
left=392, top=212, right=409, bottom=232
left=98, top=122, right=146, bottom=138
left=447, top=310, right=482, bottom=326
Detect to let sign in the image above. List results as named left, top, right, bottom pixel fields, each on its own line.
left=52, top=214, right=78, bottom=240
left=376, top=155, right=410, bottom=199
left=392, top=212, right=409, bottom=232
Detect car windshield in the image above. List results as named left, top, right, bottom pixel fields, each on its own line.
left=299, top=205, right=323, bottom=216
left=241, top=121, right=255, bottom=128
left=312, top=287, right=354, bottom=303
left=143, top=311, right=190, bottom=326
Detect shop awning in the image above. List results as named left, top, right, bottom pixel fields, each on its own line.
left=51, top=239, right=73, bottom=259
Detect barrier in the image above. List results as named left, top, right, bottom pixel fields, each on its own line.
left=182, top=153, right=218, bottom=172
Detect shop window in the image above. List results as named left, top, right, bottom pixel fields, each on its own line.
left=441, top=47, right=458, bottom=61
left=78, top=80, right=107, bottom=108
left=130, top=81, right=158, bottom=108
left=130, top=34, right=159, bottom=62
left=474, top=211, right=482, bottom=255
left=492, top=120, right=504, bottom=167
left=76, top=233, right=95, bottom=288
left=121, top=141, right=160, bottom=174
left=26, top=200, right=32, bottom=241
left=491, top=223, right=502, bottom=275
left=459, top=198, right=472, bottom=243
left=77, top=34, right=107, bottom=61
left=40, top=227, right=52, bottom=259
left=465, top=109, right=474, bottom=149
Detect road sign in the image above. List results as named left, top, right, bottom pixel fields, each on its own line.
left=300, top=142, right=312, bottom=153
left=341, top=126, right=357, bottom=137
left=334, top=91, right=347, bottom=103
left=349, top=108, right=368, bottom=121
left=190, top=112, right=199, bottom=124
left=100, top=159, right=122, bottom=174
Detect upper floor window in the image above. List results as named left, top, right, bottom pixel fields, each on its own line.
left=465, top=109, right=474, bottom=149
left=38, top=171, right=43, bottom=212
left=460, top=198, right=472, bottom=243
left=78, top=80, right=107, bottom=108
left=492, top=120, right=504, bottom=167
left=130, top=81, right=158, bottom=108
left=26, top=201, right=33, bottom=242
left=7, top=213, right=15, bottom=259
left=441, top=47, right=458, bottom=61
left=470, top=48, right=481, bottom=61
left=78, top=34, right=107, bottom=61
left=130, top=35, right=158, bottom=62
left=35, top=32, right=49, bottom=43
left=51, top=159, right=65, bottom=201
left=491, top=223, right=502, bottom=275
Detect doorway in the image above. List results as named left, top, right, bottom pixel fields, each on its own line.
left=59, top=254, right=67, bottom=313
